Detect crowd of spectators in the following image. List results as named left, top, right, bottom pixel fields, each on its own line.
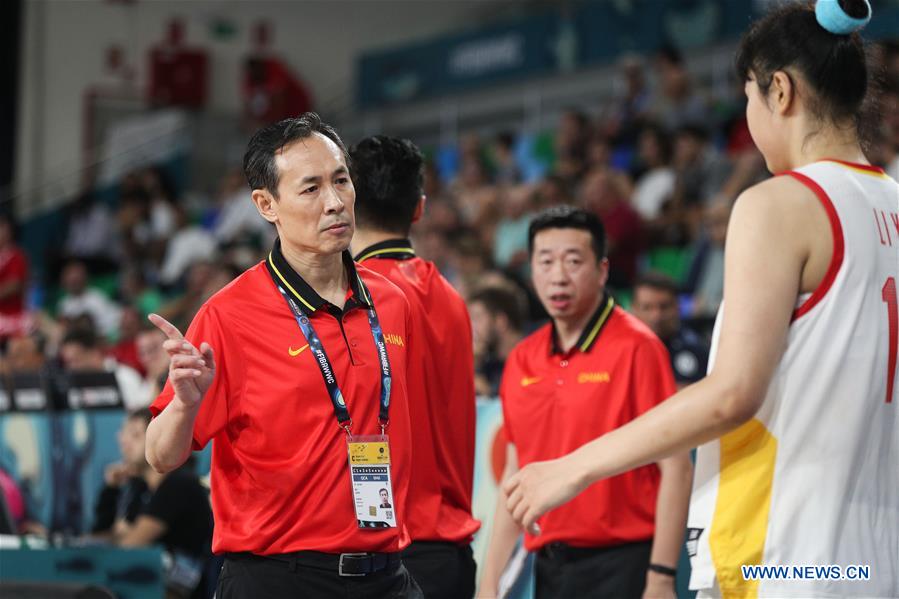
left=1, top=40, right=897, bottom=408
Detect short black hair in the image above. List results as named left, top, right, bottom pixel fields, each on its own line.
left=349, top=135, right=423, bottom=235
left=62, top=326, right=100, bottom=350
left=735, top=0, right=869, bottom=131
left=243, top=112, right=348, bottom=197
left=469, top=286, right=527, bottom=332
left=528, top=205, right=607, bottom=261
left=634, top=271, right=680, bottom=297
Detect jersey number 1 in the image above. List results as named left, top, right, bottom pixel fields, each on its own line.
left=884, top=277, right=897, bottom=404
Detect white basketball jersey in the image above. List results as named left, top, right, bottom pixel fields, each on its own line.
left=687, top=160, right=899, bottom=598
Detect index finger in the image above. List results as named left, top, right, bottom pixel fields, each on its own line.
left=148, top=313, right=184, bottom=341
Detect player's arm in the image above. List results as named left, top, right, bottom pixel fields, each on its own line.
left=145, top=314, right=216, bottom=473
left=477, top=443, right=523, bottom=599
left=645, top=452, right=693, bottom=598
left=505, top=178, right=814, bottom=530
left=146, top=399, right=203, bottom=473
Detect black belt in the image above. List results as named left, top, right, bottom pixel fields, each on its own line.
left=228, top=550, right=402, bottom=577
left=538, top=540, right=651, bottom=563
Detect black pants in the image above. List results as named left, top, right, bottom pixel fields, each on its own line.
left=216, top=552, right=423, bottom=599
left=534, top=540, right=652, bottom=599
left=401, top=541, right=476, bottom=599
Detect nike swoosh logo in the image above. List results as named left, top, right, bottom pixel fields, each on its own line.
left=288, top=344, right=309, bottom=357
left=520, top=377, right=542, bottom=387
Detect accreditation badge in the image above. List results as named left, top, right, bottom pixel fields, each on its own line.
left=347, top=435, right=397, bottom=529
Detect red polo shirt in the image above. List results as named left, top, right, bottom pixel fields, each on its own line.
left=151, top=240, right=414, bottom=555
left=500, top=296, right=675, bottom=551
left=355, top=239, right=480, bottom=544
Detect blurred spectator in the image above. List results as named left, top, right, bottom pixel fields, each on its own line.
left=586, top=134, right=635, bottom=199
left=631, top=272, right=709, bottom=388
left=418, top=195, right=462, bottom=235
left=555, top=109, right=591, bottom=165
left=0, top=466, right=26, bottom=530
left=0, top=467, right=45, bottom=536
left=117, top=186, right=154, bottom=266
left=415, top=229, right=456, bottom=278
left=93, top=409, right=213, bottom=598
left=119, top=266, right=163, bottom=318
left=448, top=232, right=508, bottom=298
left=491, top=131, right=522, bottom=185
left=158, top=205, right=218, bottom=287
left=201, top=262, right=241, bottom=300
left=684, top=198, right=731, bottom=318
left=136, top=328, right=169, bottom=407
left=535, top=174, right=574, bottom=209
left=0, top=214, right=30, bottom=340
left=469, top=285, right=527, bottom=397
left=110, top=306, right=145, bottom=375
left=111, top=167, right=179, bottom=272
left=140, top=167, right=178, bottom=244
left=59, top=326, right=144, bottom=410
left=423, top=159, right=449, bottom=204
left=157, top=261, right=238, bottom=331
left=602, top=54, right=651, bottom=145
left=452, top=158, right=498, bottom=227
left=492, top=184, right=536, bottom=275
left=651, top=45, right=707, bottom=130
left=631, top=124, right=676, bottom=221
left=458, top=132, right=483, bottom=164
left=554, top=109, right=591, bottom=182
left=4, top=333, right=47, bottom=373
left=580, top=169, right=644, bottom=288
left=672, top=125, right=732, bottom=208
left=586, top=134, right=614, bottom=170
left=62, top=192, right=119, bottom=272
left=156, top=260, right=213, bottom=331
left=57, top=260, right=122, bottom=339
left=211, top=167, right=273, bottom=246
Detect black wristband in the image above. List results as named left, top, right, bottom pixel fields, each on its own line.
left=648, top=563, right=677, bottom=578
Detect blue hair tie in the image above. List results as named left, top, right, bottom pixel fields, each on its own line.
left=815, top=0, right=871, bottom=35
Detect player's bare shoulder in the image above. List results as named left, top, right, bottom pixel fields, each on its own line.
left=732, top=175, right=827, bottom=246
left=738, top=175, right=819, bottom=216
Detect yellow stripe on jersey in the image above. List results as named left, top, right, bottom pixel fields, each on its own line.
left=356, top=247, right=416, bottom=262
left=709, top=419, right=778, bottom=599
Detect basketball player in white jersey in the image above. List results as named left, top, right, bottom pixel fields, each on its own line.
left=502, top=1, right=898, bottom=597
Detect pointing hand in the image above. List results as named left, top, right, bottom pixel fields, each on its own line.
left=148, top=313, right=215, bottom=407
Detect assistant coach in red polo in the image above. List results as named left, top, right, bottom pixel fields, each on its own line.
left=479, top=206, right=693, bottom=599
left=349, top=136, right=480, bottom=599
left=145, top=114, right=422, bottom=598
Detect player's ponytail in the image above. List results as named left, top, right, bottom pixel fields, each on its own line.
left=735, top=1, right=871, bottom=136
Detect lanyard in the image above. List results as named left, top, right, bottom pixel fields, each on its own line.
left=274, top=284, right=392, bottom=434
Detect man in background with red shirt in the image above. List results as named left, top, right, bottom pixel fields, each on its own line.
left=0, top=214, right=30, bottom=341
left=479, top=206, right=692, bottom=599
left=350, top=135, right=480, bottom=599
